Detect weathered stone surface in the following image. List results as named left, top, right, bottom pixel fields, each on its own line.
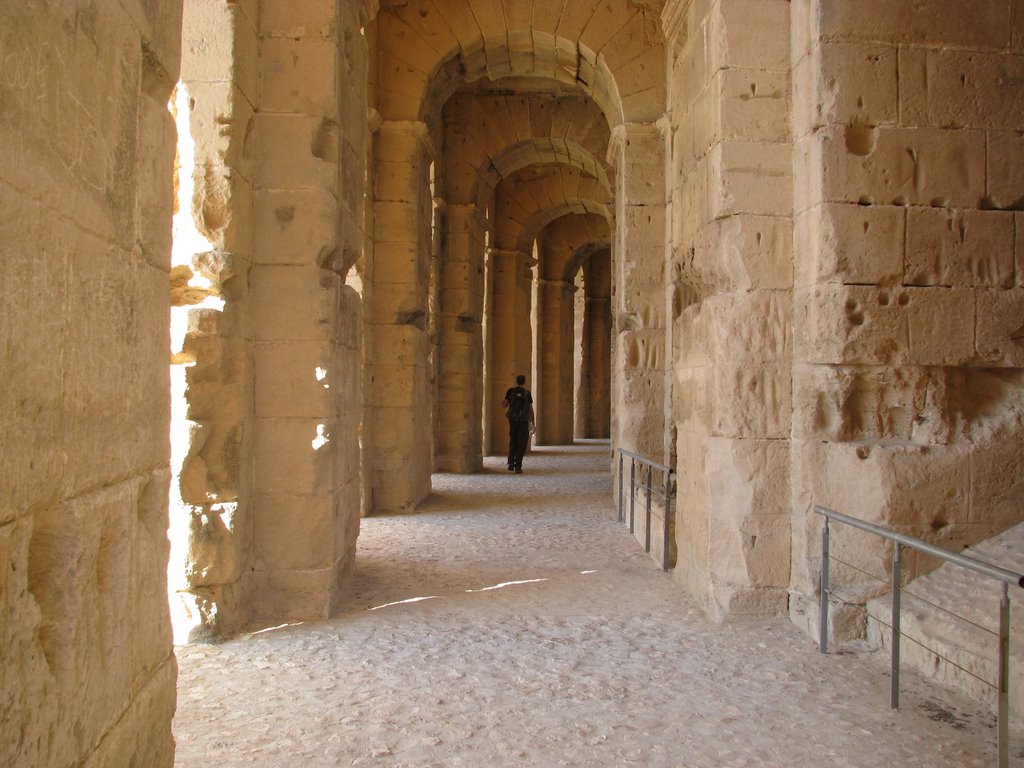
left=796, top=284, right=975, bottom=366
left=815, top=42, right=899, bottom=128
left=976, top=288, right=1024, bottom=366
left=818, top=126, right=986, bottom=208
left=710, top=140, right=793, bottom=218
left=988, top=130, right=1024, bottom=210
left=971, top=441, right=1024, bottom=532
left=801, top=365, right=1024, bottom=446
left=181, top=0, right=258, bottom=102
left=254, top=190, right=340, bottom=266
left=905, top=208, right=1014, bottom=288
left=795, top=202, right=904, bottom=286
left=792, top=440, right=974, bottom=589
left=260, top=38, right=337, bottom=115
left=254, top=418, right=335, bottom=496
left=251, top=264, right=339, bottom=342
left=254, top=114, right=340, bottom=190
left=818, top=0, right=1012, bottom=49
left=253, top=494, right=339, bottom=571
left=2, top=0, right=179, bottom=761
left=900, top=49, right=1024, bottom=131
left=706, top=437, right=791, bottom=585
left=716, top=0, right=790, bottom=71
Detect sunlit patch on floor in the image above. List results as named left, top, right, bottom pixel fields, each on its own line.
left=465, top=578, right=549, bottom=593
left=369, top=596, right=441, bottom=611
left=248, top=622, right=306, bottom=636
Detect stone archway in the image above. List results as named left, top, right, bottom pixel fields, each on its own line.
left=533, top=213, right=611, bottom=446
left=368, top=0, right=670, bottom=504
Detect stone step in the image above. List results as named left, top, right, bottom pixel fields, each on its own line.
left=866, top=522, right=1024, bottom=719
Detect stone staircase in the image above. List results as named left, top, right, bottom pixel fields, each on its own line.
left=866, top=522, right=1024, bottom=719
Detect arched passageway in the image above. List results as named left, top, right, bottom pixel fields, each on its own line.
left=366, top=0, right=671, bottom=514
left=6, top=3, right=1024, bottom=764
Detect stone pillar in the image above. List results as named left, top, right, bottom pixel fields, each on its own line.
left=246, top=0, right=366, bottom=621
left=435, top=203, right=486, bottom=472
left=487, top=249, right=535, bottom=453
left=788, top=0, right=1024, bottom=642
left=574, top=268, right=587, bottom=438
left=538, top=276, right=577, bottom=444
left=665, top=0, right=794, bottom=621
left=366, top=120, right=434, bottom=510
left=0, top=2, right=181, bottom=765
left=609, top=122, right=670, bottom=462
left=582, top=252, right=612, bottom=438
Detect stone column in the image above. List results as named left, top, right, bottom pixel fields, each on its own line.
left=246, top=0, right=367, bottom=622
left=366, top=120, right=434, bottom=510
left=609, top=121, right=670, bottom=463
left=583, top=252, right=612, bottom=438
left=538, top=276, right=577, bottom=444
left=487, top=248, right=535, bottom=453
left=435, top=203, right=486, bottom=472
left=665, top=0, right=794, bottom=621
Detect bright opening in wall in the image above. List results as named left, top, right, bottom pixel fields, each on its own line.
left=168, top=81, right=222, bottom=644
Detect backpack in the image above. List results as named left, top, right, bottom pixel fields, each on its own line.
left=507, top=387, right=530, bottom=422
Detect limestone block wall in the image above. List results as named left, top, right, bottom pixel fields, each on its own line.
left=610, top=123, right=672, bottom=464
left=174, top=0, right=259, bottom=641
left=789, top=0, right=1024, bottom=639
left=246, top=0, right=369, bottom=618
left=665, top=0, right=794, bottom=620
left=0, top=2, right=181, bottom=766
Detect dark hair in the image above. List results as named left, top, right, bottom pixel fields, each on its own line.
left=516, top=374, right=526, bottom=385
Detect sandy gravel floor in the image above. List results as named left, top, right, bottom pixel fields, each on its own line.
left=173, top=442, right=1017, bottom=767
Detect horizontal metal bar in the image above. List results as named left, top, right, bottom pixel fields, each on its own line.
left=815, top=506, right=1024, bottom=589
left=617, top=448, right=674, bottom=475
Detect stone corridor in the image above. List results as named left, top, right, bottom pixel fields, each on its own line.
left=5, top=3, right=1024, bottom=764
left=173, top=444, right=1009, bottom=767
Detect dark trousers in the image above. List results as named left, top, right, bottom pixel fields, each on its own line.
left=507, top=420, right=530, bottom=469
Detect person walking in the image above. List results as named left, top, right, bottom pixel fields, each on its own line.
left=502, top=374, right=535, bottom=474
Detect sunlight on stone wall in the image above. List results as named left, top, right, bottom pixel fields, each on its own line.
left=169, top=82, right=222, bottom=644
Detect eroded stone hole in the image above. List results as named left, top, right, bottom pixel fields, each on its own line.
left=844, top=299, right=865, bottom=326
left=845, top=121, right=877, bottom=157
left=311, top=118, right=340, bottom=162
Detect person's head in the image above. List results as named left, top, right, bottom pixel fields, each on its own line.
left=516, top=374, right=526, bottom=386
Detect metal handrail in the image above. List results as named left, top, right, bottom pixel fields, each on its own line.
left=815, top=505, right=1024, bottom=768
left=616, top=449, right=675, bottom=571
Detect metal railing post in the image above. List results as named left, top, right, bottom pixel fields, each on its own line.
left=890, top=543, right=902, bottom=710
left=662, top=471, right=671, bottom=572
left=998, top=582, right=1009, bottom=768
left=616, top=449, right=676, bottom=572
left=819, top=517, right=830, bottom=654
left=644, top=468, right=653, bottom=553
left=628, top=458, right=636, bottom=534
left=617, top=452, right=624, bottom=523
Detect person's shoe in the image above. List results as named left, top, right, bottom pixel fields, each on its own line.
left=515, top=468, right=523, bottom=474
left=507, top=463, right=514, bottom=471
